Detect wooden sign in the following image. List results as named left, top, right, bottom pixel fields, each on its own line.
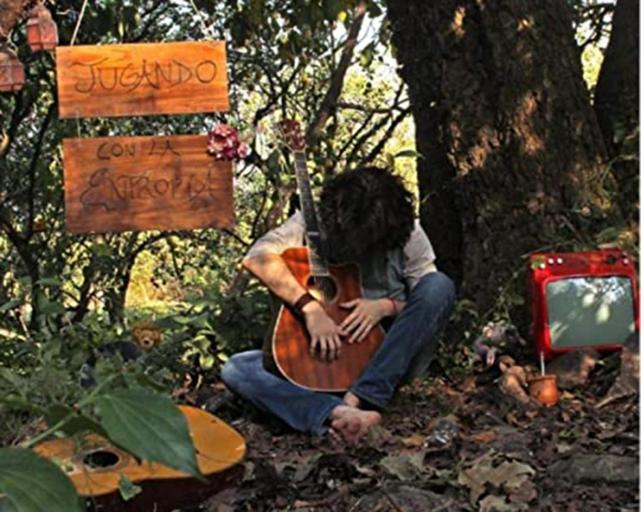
left=62, top=135, right=234, bottom=234
left=56, top=41, right=229, bottom=118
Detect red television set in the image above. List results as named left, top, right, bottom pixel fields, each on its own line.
left=528, top=249, right=639, bottom=360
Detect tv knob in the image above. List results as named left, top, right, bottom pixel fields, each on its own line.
left=556, top=257, right=563, bottom=264
left=623, top=258, right=630, bottom=265
left=548, top=258, right=554, bottom=265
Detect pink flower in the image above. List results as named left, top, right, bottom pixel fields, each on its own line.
left=207, top=123, right=249, bottom=162
left=237, top=142, right=249, bottom=159
left=213, top=123, right=234, bottom=137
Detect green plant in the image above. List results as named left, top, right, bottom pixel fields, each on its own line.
left=0, top=344, right=200, bottom=511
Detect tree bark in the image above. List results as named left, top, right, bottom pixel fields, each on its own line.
left=387, top=0, right=615, bottom=316
left=594, top=0, right=639, bottom=223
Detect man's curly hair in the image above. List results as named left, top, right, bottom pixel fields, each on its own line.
left=319, top=167, right=415, bottom=263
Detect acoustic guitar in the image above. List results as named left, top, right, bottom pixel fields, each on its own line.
left=271, top=120, right=385, bottom=392
left=33, top=406, right=245, bottom=512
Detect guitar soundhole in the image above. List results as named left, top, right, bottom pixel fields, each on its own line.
left=307, top=275, right=338, bottom=304
left=83, top=449, right=121, bottom=470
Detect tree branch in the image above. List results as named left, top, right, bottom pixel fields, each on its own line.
left=306, top=1, right=367, bottom=147
left=337, top=100, right=409, bottom=114
left=361, top=107, right=411, bottom=164
left=26, top=102, right=55, bottom=238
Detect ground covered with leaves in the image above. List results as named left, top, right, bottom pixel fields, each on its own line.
left=188, top=350, right=638, bottom=512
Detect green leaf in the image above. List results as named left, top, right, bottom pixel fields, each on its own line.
left=91, top=243, right=113, bottom=258
left=36, top=277, right=63, bottom=287
left=0, top=396, right=45, bottom=415
left=367, top=3, right=383, bottom=17
left=0, top=496, right=17, bottom=512
left=0, top=448, right=82, bottom=512
left=322, top=0, right=344, bottom=20
left=118, top=474, right=142, bottom=501
left=596, top=226, right=619, bottom=243
left=39, top=300, right=66, bottom=316
left=394, top=149, right=420, bottom=159
left=0, top=368, right=25, bottom=389
left=45, top=405, right=108, bottom=438
left=0, top=299, right=21, bottom=313
left=95, top=388, right=201, bottom=478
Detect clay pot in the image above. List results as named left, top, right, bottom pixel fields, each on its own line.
left=528, top=375, right=559, bottom=406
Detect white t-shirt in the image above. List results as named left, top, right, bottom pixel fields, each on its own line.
left=246, top=212, right=437, bottom=300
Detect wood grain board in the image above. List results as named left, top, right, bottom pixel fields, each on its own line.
left=62, top=135, right=234, bottom=233
left=56, top=41, right=229, bottom=118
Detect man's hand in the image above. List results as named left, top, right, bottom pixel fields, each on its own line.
left=339, top=298, right=390, bottom=343
left=302, top=301, right=343, bottom=361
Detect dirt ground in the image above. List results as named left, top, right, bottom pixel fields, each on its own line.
left=190, top=351, right=639, bottom=512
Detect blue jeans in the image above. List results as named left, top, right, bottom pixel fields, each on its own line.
left=221, top=272, right=456, bottom=435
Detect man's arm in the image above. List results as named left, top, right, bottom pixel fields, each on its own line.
left=242, top=253, right=307, bottom=307
left=242, top=253, right=344, bottom=361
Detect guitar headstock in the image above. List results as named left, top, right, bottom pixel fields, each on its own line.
left=277, top=119, right=306, bottom=151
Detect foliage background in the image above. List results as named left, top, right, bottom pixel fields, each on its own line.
left=0, top=0, right=635, bottom=446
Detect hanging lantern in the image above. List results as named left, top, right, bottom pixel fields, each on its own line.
left=0, top=47, right=25, bottom=93
left=26, top=3, right=59, bottom=52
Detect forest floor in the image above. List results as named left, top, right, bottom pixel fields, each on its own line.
left=188, top=350, right=638, bottom=512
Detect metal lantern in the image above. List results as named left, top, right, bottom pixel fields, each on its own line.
left=0, top=47, right=25, bottom=92
left=26, top=3, right=58, bottom=52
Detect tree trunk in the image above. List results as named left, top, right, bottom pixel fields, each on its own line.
left=386, top=0, right=615, bottom=317
left=594, top=0, right=639, bottom=223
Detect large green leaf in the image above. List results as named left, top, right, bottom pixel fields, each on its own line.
left=0, top=448, right=82, bottom=512
left=95, top=389, right=201, bottom=478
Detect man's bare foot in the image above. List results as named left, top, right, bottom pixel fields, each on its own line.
left=329, top=405, right=381, bottom=444
left=343, top=391, right=361, bottom=408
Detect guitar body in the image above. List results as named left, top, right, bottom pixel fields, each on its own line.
left=34, top=406, right=245, bottom=512
left=272, top=247, right=385, bottom=391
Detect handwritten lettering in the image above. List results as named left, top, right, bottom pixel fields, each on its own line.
left=148, top=139, right=180, bottom=157
left=70, top=58, right=218, bottom=94
left=97, top=142, right=136, bottom=160
left=95, top=140, right=180, bottom=160
left=79, top=167, right=222, bottom=212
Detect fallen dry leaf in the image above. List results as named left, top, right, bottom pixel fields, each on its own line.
left=401, top=433, right=426, bottom=448
left=507, top=478, right=538, bottom=504
left=366, top=424, right=394, bottom=448
left=555, top=442, right=573, bottom=454
left=505, top=412, right=520, bottom=426
left=466, top=430, right=498, bottom=444
left=380, top=451, right=426, bottom=481
left=479, top=494, right=527, bottom=511
left=460, top=376, right=477, bottom=393
left=458, top=452, right=535, bottom=503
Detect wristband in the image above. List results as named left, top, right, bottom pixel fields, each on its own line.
left=293, top=292, right=316, bottom=315
left=388, top=297, right=398, bottom=316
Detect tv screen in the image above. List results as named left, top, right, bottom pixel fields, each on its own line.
left=546, top=276, right=636, bottom=349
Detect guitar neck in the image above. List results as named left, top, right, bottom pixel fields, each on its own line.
left=292, top=151, right=328, bottom=276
